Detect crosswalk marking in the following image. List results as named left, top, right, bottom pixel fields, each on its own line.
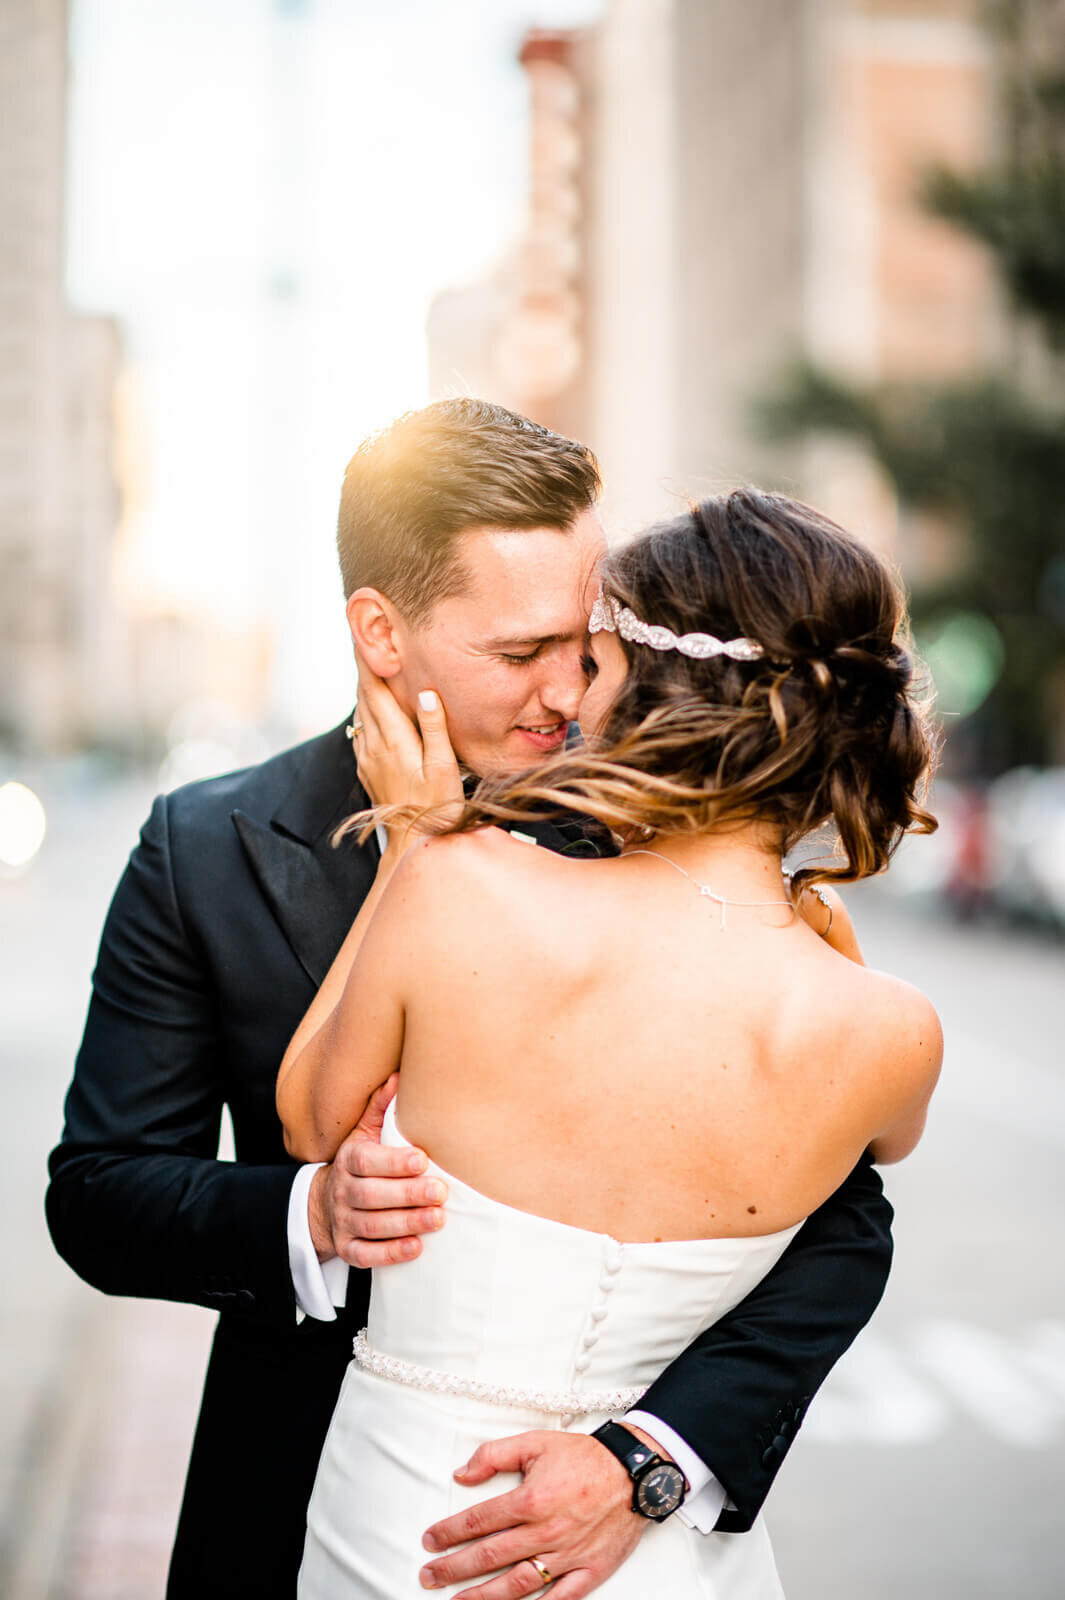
left=1020, top=1320, right=1065, bottom=1404
left=802, top=1330, right=947, bottom=1444
left=804, top=1320, right=1065, bottom=1447
left=912, top=1321, right=1058, bottom=1447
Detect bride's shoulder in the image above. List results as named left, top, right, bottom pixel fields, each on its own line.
left=382, top=828, right=582, bottom=967
left=389, top=825, right=556, bottom=902
left=847, top=966, right=943, bottom=1085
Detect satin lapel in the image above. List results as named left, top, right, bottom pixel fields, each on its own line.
left=231, top=722, right=379, bottom=987
left=231, top=715, right=608, bottom=983
left=512, top=814, right=615, bottom=859
left=233, top=811, right=379, bottom=987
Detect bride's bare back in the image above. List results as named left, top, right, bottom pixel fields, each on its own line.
left=278, top=486, right=944, bottom=1247
left=365, top=827, right=939, bottom=1242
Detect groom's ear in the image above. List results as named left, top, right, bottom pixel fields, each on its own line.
left=346, top=588, right=404, bottom=679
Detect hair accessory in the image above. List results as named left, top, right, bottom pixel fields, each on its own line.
left=589, top=589, right=764, bottom=662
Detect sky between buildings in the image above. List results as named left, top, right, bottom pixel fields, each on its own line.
left=66, top=0, right=603, bottom=733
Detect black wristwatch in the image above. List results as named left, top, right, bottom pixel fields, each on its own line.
left=591, top=1421, right=687, bottom=1521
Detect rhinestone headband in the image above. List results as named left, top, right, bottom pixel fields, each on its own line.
left=588, top=589, right=765, bottom=662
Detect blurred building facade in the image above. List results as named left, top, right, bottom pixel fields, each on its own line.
left=0, top=0, right=279, bottom=760
left=0, top=0, right=128, bottom=752
left=426, top=28, right=597, bottom=448
left=430, top=0, right=996, bottom=547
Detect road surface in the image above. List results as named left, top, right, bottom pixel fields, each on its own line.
left=1, top=773, right=1061, bottom=1596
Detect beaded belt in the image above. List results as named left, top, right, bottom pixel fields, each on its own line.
left=352, top=1330, right=647, bottom=1416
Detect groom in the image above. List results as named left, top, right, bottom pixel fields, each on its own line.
left=47, top=398, right=893, bottom=1598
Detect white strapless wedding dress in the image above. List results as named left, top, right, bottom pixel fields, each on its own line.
left=299, top=1102, right=802, bottom=1598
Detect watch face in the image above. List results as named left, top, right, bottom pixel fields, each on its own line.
left=635, top=1462, right=685, bottom=1520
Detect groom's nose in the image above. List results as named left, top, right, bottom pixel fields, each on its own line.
left=538, top=641, right=590, bottom=723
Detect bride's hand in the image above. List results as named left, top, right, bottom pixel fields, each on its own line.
left=352, top=649, right=463, bottom=854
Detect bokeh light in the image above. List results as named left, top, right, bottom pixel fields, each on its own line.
left=0, top=781, right=48, bottom=870
left=920, top=611, right=1005, bottom=719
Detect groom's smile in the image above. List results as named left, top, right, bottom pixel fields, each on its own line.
left=513, top=719, right=569, bottom=754
left=379, top=508, right=606, bottom=777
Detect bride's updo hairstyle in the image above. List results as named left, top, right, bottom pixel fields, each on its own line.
left=452, top=488, right=937, bottom=885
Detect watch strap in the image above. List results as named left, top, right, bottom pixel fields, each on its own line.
left=592, top=1420, right=687, bottom=1521
left=592, top=1420, right=658, bottom=1477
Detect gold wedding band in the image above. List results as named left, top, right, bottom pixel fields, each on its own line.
left=347, top=720, right=364, bottom=739
left=529, top=1557, right=552, bottom=1587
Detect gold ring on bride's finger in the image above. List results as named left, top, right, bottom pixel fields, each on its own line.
left=347, top=720, right=364, bottom=740
left=529, top=1558, right=552, bottom=1587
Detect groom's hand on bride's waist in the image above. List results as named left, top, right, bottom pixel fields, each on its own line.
left=307, top=1076, right=447, bottom=1268
left=419, top=1429, right=658, bottom=1598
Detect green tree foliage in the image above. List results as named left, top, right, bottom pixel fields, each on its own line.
left=759, top=0, right=1065, bottom=774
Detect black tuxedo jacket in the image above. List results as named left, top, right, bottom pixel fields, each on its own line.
left=47, top=719, right=893, bottom=1598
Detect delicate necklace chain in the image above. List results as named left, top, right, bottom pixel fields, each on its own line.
left=623, top=848, right=797, bottom=931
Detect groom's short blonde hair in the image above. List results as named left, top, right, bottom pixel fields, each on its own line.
left=336, top=398, right=601, bottom=626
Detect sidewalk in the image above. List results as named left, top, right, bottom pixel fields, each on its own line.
left=6, top=1294, right=213, bottom=1600
left=0, top=772, right=215, bottom=1599
left=4, top=778, right=1062, bottom=1598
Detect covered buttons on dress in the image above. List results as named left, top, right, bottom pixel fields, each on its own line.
left=573, top=1239, right=626, bottom=1387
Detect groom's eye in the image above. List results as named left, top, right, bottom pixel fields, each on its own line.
left=499, top=649, right=541, bottom=666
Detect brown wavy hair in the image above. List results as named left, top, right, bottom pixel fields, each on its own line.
left=437, top=487, right=937, bottom=887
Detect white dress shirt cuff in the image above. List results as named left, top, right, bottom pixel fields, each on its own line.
left=624, top=1410, right=728, bottom=1533
left=287, top=1163, right=349, bottom=1324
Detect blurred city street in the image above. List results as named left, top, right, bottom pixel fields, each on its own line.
left=771, top=880, right=1065, bottom=1599
left=2, top=774, right=1062, bottom=1599
left=1, top=773, right=215, bottom=1600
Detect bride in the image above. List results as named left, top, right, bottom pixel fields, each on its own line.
left=277, top=488, right=942, bottom=1598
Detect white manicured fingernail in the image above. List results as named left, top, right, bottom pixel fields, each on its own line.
left=418, top=690, right=438, bottom=711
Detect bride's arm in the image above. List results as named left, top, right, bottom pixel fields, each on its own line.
left=284, top=673, right=461, bottom=1071
left=278, top=844, right=404, bottom=1090
left=276, top=839, right=434, bottom=1161
left=866, top=982, right=942, bottom=1164
left=278, top=664, right=461, bottom=1162
left=795, top=881, right=865, bottom=962
left=797, top=886, right=941, bottom=1163
left=276, top=855, right=405, bottom=1160
left=797, top=885, right=942, bottom=1164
